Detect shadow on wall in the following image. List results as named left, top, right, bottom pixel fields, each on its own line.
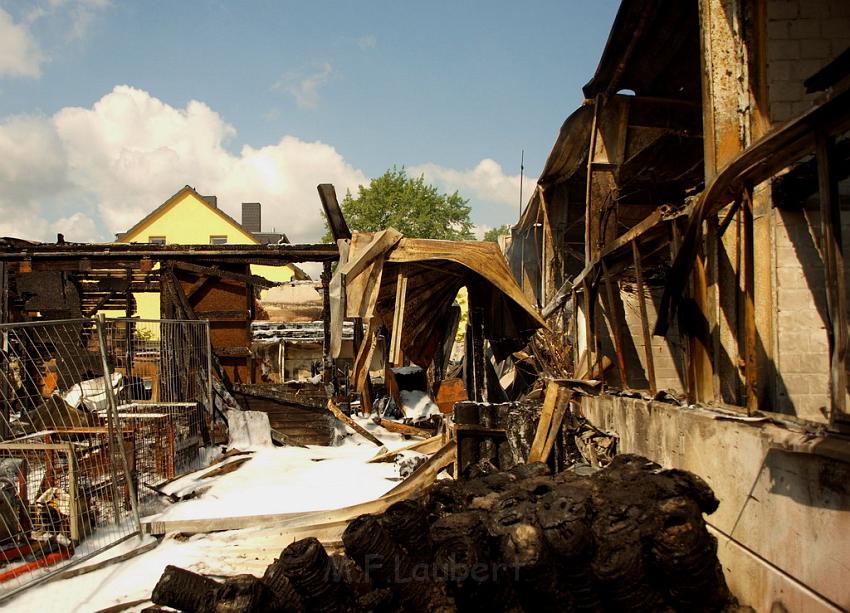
left=766, top=448, right=850, bottom=511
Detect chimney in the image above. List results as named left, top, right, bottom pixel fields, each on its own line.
left=242, top=202, right=261, bottom=233
left=202, top=195, right=218, bottom=208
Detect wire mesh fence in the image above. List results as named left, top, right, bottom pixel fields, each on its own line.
left=0, top=316, right=213, bottom=600
left=100, top=319, right=213, bottom=511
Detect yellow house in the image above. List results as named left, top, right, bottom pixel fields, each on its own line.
left=117, top=185, right=296, bottom=319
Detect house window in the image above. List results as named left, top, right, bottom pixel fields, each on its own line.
left=210, top=235, right=228, bottom=245
left=149, top=236, right=166, bottom=245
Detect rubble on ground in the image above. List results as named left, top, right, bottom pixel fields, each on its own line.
left=151, top=454, right=733, bottom=612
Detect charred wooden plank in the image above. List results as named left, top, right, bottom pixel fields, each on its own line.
left=327, top=400, right=383, bottom=446
left=317, top=184, right=352, bottom=241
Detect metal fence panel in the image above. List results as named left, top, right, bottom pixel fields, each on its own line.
left=101, top=318, right=213, bottom=512
left=0, top=317, right=213, bottom=600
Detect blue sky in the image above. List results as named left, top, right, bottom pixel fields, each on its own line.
left=0, top=0, right=619, bottom=242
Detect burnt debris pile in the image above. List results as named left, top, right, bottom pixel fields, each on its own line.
left=151, top=454, right=732, bottom=612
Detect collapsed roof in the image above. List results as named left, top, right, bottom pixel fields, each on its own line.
left=330, top=229, right=545, bottom=369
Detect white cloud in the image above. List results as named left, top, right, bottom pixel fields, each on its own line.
left=0, top=84, right=522, bottom=248
left=274, top=62, right=333, bottom=109
left=473, top=224, right=489, bottom=240
left=409, top=158, right=527, bottom=209
left=0, top=9, right=44, bottom=77
left=0, top=85, right=368, bottom=244
left=357, top=35, right=376, bottom=50
left=0, top=1, right=110, bottom=79
left=52, top=212, right=100, bottom=242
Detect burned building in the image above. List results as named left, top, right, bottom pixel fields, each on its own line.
left=508, top=0, right=850, bottom=609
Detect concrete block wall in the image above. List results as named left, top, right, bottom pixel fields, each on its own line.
left=773, top=207, right=831, bottom=422
left=766, top=0, right=850, bottom=123
left=582, top=281, right=687, bottom=393
left=618, top=283, right=687, bottom=392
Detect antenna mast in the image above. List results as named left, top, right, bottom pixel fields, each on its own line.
left=519, top=149, right=525, bottom=221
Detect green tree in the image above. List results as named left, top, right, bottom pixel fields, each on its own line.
left=323, top=167, right=474, bottom=241
left=483, top=224, right=511, bottom=242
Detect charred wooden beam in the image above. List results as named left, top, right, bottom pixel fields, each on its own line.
left=321, top=261, right=333, bottom=386
left=184, top=274, right=213, bottom=300
left=541, top=278, right=574, bottom=320
left=0, top=242, right=339, bottom=265
left=600, top=259, right=628, bottom=387
left=193, top=310, right=250, bottom=321
left=84, top=291, right=115, bottom=318
left=470, top=307, right=486, bottom=402
left=657, top=84, right=850, bottom=336
left=317, top=183, right=352, bottom=241
left=817, top=134, right=850, bottom=423
left=172, top=261, right=279, bottom=288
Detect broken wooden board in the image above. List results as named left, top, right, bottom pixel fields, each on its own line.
left=375, top=419, right=433, bottom=438
left=56, top=538, right=161, bottom=581
left=527, top=380, right=570, bottom=464
left=327, top=400, right=383, bottom=446
left=367, top=435, right=444, bottom=463
left=143, top=441, right=457, bottom=537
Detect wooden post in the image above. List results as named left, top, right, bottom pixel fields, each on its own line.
left=246, top=266, right=255, bottom=384
left=453, top=402, right=480, bottom=477
left=469, top=307, right=486, bottom=402
left=742, top=186, right=758, bottom=414
left=816, top=134, right=849, bottom=422
left=0, top=262, right=9, bottom=440
left=582, top=280, right=594, bottom=378
left=632, top=241, right=657, bottom=394
left=570, top=287, right=579, bottom=369
left=317, top=184, right=352, bottom=241
left=321, top=261, right=333, bottom=385
left=327, top=400, right=382, bottom=446
left=389, top=269, right=408, bottom=365
left=601, top=259, right=628, bottom=388
left=671, top=221, right=696, bottom=402
left=352, top=317, right=364, bottom=357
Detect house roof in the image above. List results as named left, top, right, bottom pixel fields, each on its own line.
left=118, top=185, right=260, bottom=244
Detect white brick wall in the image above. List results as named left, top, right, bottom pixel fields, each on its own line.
left=766, top=0, right=850, bottom=123
left=773, top=207, right=831, bottom=422
left=624, top=284, right=688, bottom=392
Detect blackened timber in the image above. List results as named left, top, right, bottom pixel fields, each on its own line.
left=321, top=261, right=333, bottom=385
left=245, top=265, right=255, bottom=384
left=184, top=274, right=213, bottom=300
left=541, top=278, right=574, bottom=320
left=172, top=261, right=279, bottom=288
left=0, top=242, right=339, bottom=264
left=817, top=134, right=849, bottom=422
left=190, top=310, right=250, bottom=321
left=657, top=83, right=850, bottom=335
left=164, top=269, right=197, bottom=320
left=572, top=209, right=666, bottom=287
left=317, top=184, right=352, bottom=241
left=470, top=306, right=486, bottom=402
left=742, top=188, right=758, bottom=414
left=84, top=291, right=115, bottom=318
left=601, top=259, right=628, bottom=387
left=582, top=281, right=594, bottom=377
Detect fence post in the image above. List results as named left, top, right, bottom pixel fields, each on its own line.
left=95, top=314, right=142, bottom=533
left=206, top=321, right=214, bottom=425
